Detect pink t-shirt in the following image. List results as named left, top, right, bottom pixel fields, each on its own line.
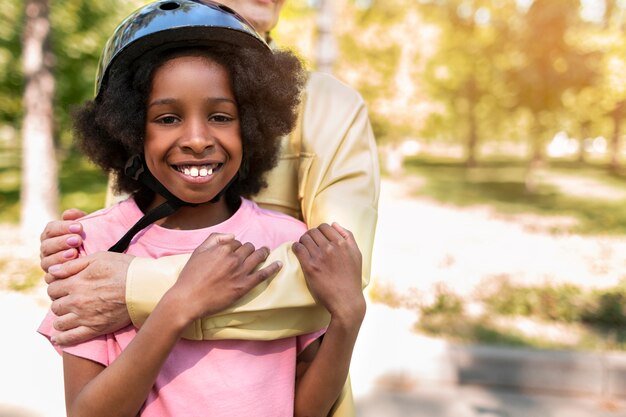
left=39, top=198, right=323, bottom=417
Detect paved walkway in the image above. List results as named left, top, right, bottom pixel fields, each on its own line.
left=356, top=386, right=626, bottom=417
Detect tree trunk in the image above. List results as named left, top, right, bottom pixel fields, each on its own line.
left=465, top=78, right=478, bottom=167
left=609, top=104, right=623, bottom=173
left=315, top=0, right=336, bottom=74
left=525, top=121, right=545, bottom=193
left=609, top=111, right=622, bottom=172
left=466, top=98, right=478, bottom=168
left=577, top=121, right=590, bottom=163
left=20, top=0, right=58, bottom=247
left=530, top=124, right=545, bottom=166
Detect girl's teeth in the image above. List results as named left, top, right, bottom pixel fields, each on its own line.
left=179, top=165, right=215, bottom=177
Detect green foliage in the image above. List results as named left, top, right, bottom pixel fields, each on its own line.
left=581, top=284, right=626, bottom=326
left=418, top=314, right=569, bottom=349
left=404, top=156, right=626, bottom=235
left=0, top=1, right=24, bottom=127
left=481, top=278, right=584, bottom=323
left=419, top=0, right=517, bottom=158
left=0, top=147, right=107, bottom=223
left=335, top=0, right=420, bottom=143
left=420, top=284, right=464, bottom=316
left=480, top=277, right=626, bottom=327
left=51, top=0, right=146, bottom=147
left=408, top=276, right=626, bottom=351
left=0, top=0, right=145, bottom=148
left=8, top=263, right=43, bottom=292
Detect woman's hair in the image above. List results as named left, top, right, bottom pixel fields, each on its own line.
left=73, top=44, right=306, bottom=208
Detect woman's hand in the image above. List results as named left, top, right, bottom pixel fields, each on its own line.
left=293, top=223, right=365, bottom=324
left=164, top=233, right=282, bottom=324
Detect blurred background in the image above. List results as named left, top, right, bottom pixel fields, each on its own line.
left=3, top=0, right=626, bottom=416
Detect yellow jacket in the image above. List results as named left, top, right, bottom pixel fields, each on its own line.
left=115, top=72, right=380, bottom=416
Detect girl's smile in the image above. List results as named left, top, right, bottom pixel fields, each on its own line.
left=144, top=53, right=242, bottom=228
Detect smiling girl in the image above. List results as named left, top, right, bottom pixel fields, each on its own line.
left=38, top=1, right=365, bottom=416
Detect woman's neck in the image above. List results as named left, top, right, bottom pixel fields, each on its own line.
left=144, top=196, right=236, bottom=230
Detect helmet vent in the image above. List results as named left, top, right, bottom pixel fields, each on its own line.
left=217, top=4, right=236, bottom=15
left=160, top=2, right=180, bottom=10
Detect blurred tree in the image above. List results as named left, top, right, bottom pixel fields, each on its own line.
left=419, top=0, right=518, bottom=166
left=335, top=0, right=433, bottom=145
left=20, top=0, right=58, bottom=244
left=506, top=0, right=598, bottom=168
left=560, top=0, right=626, bottom=169
left=600, top=0, right=626, bottom=172
left=314, top=0, right=337, bottom=73
left=50, top=0, right=144, bottom=146
left=1, top=2, right=25, bottom=134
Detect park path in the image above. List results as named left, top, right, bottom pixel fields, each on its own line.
left=372, top=176, right=626, bottom=299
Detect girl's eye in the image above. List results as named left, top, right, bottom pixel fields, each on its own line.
left=157, top=116, right=179, bottom=124
left=210, top=114, right=234, bottom=123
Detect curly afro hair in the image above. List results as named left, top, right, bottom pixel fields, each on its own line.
left=73, top=44, right=306, bottom=210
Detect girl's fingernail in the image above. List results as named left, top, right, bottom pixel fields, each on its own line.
left=66, top=236, right=80, bottom=246
left=63, top=249, right=75, bottom=259
left=69, top=224, right=81, bottom=233
left=49, top=264, right=61, bottom=274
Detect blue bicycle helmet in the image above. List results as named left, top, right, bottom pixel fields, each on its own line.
left=95, top=0, right=270, bottom=98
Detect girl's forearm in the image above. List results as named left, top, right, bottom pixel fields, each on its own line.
left=66, top=292, right=189, bottom=417
left=294, top=312, right=364, bottom=417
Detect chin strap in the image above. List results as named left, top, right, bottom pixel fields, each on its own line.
left=109, top=155, right=196, bottom=253
left=108, top=154, right=239, bottom=253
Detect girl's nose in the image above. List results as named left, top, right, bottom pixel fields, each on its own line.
left=180, top=121, right=215, bottom=153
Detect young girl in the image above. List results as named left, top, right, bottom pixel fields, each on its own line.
left=38, top=1, right=365, bottom=416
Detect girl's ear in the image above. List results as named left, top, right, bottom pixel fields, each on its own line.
left=124, top=154, right=146, bottom=181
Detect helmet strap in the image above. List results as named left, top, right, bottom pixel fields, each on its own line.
left=108, top=154, right=237, bottom=253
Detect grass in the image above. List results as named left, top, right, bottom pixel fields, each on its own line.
left=404, top=156, right=626, bottom=235
left=371, top=278, right=626, bottom=352
left=0, top=148, right=108, bottom=223
left=8, top=264, right=44, bottom=291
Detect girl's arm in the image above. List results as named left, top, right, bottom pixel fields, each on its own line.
left=63, top=234, right=280, bottom=417
left=63, top=296, right=187, bottom=417
left=292, top=223, right=366, bottom=417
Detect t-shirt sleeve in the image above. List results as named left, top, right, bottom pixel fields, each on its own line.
left=296, top=328, right=326, bottom=354
left=37, top=309, right=112, bottom=367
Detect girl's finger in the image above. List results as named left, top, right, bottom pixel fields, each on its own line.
left=249, top=261, right=282, bottom=287
left=298, top=232, right=320, bottom=254
left=235, top=242, right=256, bottom=258
left=304, top=227, right=328, bottom=247
left=332, top=222, right=354, bottom=241
left=318, top=223, right=343, bottom=241
left=241, top=247, right=269, bottom=272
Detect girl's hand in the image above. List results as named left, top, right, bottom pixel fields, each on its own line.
left=165, top=233, right=282, bottom=324
left=293, top=223, right=365, bottom=324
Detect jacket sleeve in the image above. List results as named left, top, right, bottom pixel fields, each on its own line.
left=125, top=72, right=380, bottom=341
